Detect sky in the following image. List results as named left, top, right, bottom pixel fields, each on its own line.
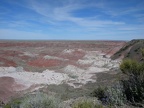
left=0, top=0, right=144, bottom=40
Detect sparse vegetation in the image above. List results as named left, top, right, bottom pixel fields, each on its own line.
left=112, top=39, right=144, bottom=61
left=68, top=74, right=78, bottom=79
left=72, top=99, right=104, bottom=108
left=92, top=83, right=126, bottom=106
left=113, top=40, right=138, bottom=56
left=120, top=59, right=144, bottom=104
left=3, top=99, right=22, bottom=108
left=120, top=59, right=140, bottom=75
left=105, top=83, right=126, bottom=106
left=141, top=48, right=144, bottom=59
left=73, top=100, right=93, bottom=108
left=21, top=93, right=61, bottom=108
left=91, top=86, right=107, bottom=102
left=92, top=49, right=144, bottom=107
left=4, top=92, right=61, bottom=108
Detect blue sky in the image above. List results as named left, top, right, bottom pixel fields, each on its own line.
left=0, top=0, right=144, bottom=40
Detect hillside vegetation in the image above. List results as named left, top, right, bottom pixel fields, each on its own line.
left=111, top=39, right=144, bottom=61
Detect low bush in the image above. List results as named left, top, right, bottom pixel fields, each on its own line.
left=120, top=59, right=140, bottom=76
left=92, top=83, right=126, bottom=106
left=4, top=92, right=61, bottom=108
left=105, top=83, right=126, bottom=106
left=73, top=100, right=93, bottom=108
left=92, top=57, right=144, bottom=106
left=121, top=74, right=144, bottom=103
left=72, top=99, right=104, bottom=108
left=20, top=92, right=60, bottom=108
left=91, top=86, right=107, bottom=102
left=4, top=99, right=21, bottom=108
left=120, top=59, right=144, bottom=103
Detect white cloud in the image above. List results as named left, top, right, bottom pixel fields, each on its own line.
left=29, top=0, right=125, bottom=28
left=0, top=0, right=144, bottom=40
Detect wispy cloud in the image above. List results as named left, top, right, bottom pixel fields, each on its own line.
left=29, top=0, right=125, bottom=28
left=96, top=0, right=144, bottom=16
left=0, top=0, right=144, bottom=40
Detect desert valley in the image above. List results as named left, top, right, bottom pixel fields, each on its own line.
left=0, top=41, right=125, bottom=101
left=0, top=40, right=144, bottom=108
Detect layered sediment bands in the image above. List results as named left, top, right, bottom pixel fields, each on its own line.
left=0, top=40, right=126, bottom=102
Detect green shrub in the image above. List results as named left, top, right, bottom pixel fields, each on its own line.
left=72, top=99, right=104, bottom=108
left=94, top=104, right=104, bottom=108
left=4, top=92, right=61, bottom=108
left=141, top=48, right=144, bottom=57
left=72, top=100, right=93, bottom=108
left=20, top=92, right=60, bottom=108
left=92, top=84, right=126, bottom=106
left=121, top=75, right=144, bottom=103
left=4, top=99, right=21, bottom=108
left=105, top=83, right=126, bottom=106
left=3, top=104, right=11, bottom=108
left=120, top=58, right=144, bottom=103
left=93, top=49, right=144, bottom=106
left=120, top=59, right=142, bottom=76
left=91, top=86, right=107, bottom=102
